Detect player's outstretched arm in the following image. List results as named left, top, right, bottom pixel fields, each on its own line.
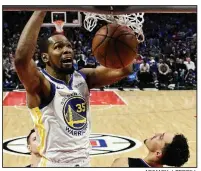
left=80, top=63, right=133, bottom=89
left=15, top=11, right=51, bottom=107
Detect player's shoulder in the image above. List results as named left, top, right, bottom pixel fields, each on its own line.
left=128, top=158, right=150, bottom=167
left=74, top=70, right=87, bottom=79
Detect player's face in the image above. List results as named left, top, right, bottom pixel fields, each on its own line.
left=47, top=34, right=74, bottom=73
left=28, top=132, right=39, bottom=154
left=144, top=132, right=175, bottom=153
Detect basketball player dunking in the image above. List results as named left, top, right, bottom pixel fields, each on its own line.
left=14, top=11, right=134, bottom=167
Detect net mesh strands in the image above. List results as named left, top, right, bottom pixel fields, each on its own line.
left=53, top=20, right=65, bottom=33
left=83, top=12, right=145, bottom=42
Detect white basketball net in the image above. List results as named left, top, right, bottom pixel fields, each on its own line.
left=83, top=12, right=145, bottom=42
left=53, top=20, right=65, bottom=33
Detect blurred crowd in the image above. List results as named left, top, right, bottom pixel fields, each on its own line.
left=3, top=12, right=197, bottom=90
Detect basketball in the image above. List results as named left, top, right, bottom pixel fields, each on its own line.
left=92, top=24, right=139, bottom=69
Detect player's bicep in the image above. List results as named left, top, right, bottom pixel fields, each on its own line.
left=14, top=59, right=43, bottom=93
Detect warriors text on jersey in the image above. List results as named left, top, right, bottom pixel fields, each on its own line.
left=29, top=69, right=91, bottom=166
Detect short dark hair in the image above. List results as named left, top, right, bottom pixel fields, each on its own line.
left=38, top=33, right=65, bottom=53
left=38, top=37, right=50, bottom=53
left=161, top=134, right=190, bottom=167
left=27, top=129, right=35, bottom=145
left=37, top=35, right=54, bottom=67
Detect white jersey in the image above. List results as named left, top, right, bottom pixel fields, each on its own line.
left=29, top=69, right=91, bottom=167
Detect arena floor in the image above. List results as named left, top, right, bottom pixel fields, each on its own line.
left=3, top=90, right=196, bottom=167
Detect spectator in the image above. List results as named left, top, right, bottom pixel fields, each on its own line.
left=158, top=60, right=170, bottom=89
left=77, top=55, right=86, bottom=70
left=73, top=59, right=78, bottom=70
left=85, top=53, right=97, bottom=68
left=149, top=57, right=158, bottom=76
left=138, top=58, right=151, bottom=90
left=184, top=57, right=195, bottom=71
left=140, top=58, right=150, bottom=73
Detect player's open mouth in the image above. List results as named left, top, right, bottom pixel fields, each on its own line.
left=61, top=58, right=72, bottom=64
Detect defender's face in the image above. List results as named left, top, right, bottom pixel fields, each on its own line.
left=47, top=34, right=74, bottom=72
left=28, top=132, right=39, bottom=154
left=144, top=132, right=175, bottom=152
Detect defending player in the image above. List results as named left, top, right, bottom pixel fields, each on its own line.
left=111, top=132, right=190, bottom=167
